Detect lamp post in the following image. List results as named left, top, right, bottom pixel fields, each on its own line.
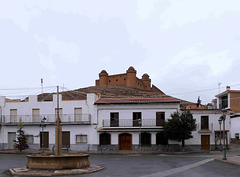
left=39, top=117, right=46, bottom=153
left=218, top=118, right=222, bottom=149
left=221, top=109, right=227, bottom=160
left=138, top=118, right=141, bottom=152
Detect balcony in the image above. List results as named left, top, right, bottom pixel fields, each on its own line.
left=0, top=114, right=91, bottom=125
left=197, top=123, right=213, bottom=133
left=102, top=119, right=162, bottom=128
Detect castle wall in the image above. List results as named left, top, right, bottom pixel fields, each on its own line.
left=96, top=67, right=152, bottom=90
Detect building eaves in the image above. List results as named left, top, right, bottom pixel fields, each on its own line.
left=94, top=96, right=180, bottom=104
left=215, top=90, right=240, bottom=98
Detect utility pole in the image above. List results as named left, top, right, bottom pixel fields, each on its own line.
left=57, top=86, right=60, bottom=156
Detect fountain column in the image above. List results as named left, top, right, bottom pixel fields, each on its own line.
left=55, top=86, right=62, bottom=156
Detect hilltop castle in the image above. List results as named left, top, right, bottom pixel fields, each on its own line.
left=95, top=66, right=161, bottom=92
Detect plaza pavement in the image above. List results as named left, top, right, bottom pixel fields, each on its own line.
left=1, top=143, right=240, bottom=167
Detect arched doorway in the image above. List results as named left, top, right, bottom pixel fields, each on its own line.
left=119, top=133, right=132, bottom=150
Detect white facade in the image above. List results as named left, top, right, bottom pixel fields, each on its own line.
left=0, top=92, right=231, bottom=152
left=0, top=93, right=99, bottom=151
left=186, top=110, right=231, bottom=149
left=96, top=102, right=231, bottom=151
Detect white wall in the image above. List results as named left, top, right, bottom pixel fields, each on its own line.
left=97, top=103, right=179, bottom=127
left=231, top=117, right=240, bottom=139
left=0, top=93, right=99, bottom=147
left=185, top=110, right=231, bottom=145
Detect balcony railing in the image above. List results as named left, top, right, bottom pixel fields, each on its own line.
left=197, top=123, right=213, bottom=131
left=102, top=119, right=162, bottom=128
left=0, top=114, right=91, bottom=124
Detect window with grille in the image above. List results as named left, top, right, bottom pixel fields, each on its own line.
left=76, top=135, right=87, bottom=144
left=141, top=133, right=151, bottom=146
left=99, top=133, right=111, bottom=145
left=25, top=135, right=34, bottom=144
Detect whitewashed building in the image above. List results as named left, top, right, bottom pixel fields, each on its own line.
left=95, top=97, right=180, bottom=151
left=0, top=93, right=99, bottom=151
left=95, top=97, right=231, bottom=152
left=0, top=91, right=231, bottom=152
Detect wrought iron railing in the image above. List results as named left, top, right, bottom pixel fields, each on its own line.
left=197, top=123, right=213, bottom=131
left=0, top=114, right=91, bottom=124
left=102, top=119, right=163, bottom=127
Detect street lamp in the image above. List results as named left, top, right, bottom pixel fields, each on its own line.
left=220, top=109, right=227, bottom=160
left=138, top=118, right=142, bottom=152
left=218, top=118, right=222, bottom=148
left=39, top=117, right=46, bottom=153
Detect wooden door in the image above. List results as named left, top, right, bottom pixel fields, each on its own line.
left=40, top=132, right=49, bottom=148
left=8, top=132, right=16, bottom=149
left=62, top=131, right=70, bottom=148
left=110, top=112, right=119, bottom=127
left=156, top=112, right=165, bottom=126
left=119, top=133, right=132, bottom=150
left=201, top=135, right=210, bottom=151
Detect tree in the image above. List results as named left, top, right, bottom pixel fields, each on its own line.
left=163, top=111, right=196, bottom=151
left=14, top=121, right=29, bottom=152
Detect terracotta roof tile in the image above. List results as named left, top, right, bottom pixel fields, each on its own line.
left=95, top=96, right=180, bottom=104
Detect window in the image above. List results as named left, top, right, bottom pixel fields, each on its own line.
left=99, top=133, right=111, bottom=145
left=156, top=132, right=168, bottom=145
left=221, top=96, right=228, bottom=109
left=25, top=135, right=34, bottom=144
left=141, top=133, right=151, bottom=146
left=32, top=109, right=40, bottom=122
left=110, top=112, right=119, bottom=127
left=10, top=109, right=17, bottom=123
left=74, top=108, right=82, bottom=121
left=156, top=112, right=165, bottom=126
left=201, top=116, right=209, bottom=130
left=76, top=135, right=87, bottom=144
left=133, top=112, right=141, bottom=127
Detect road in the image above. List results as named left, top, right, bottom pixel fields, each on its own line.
left=1, top=151, right=240, bottom=177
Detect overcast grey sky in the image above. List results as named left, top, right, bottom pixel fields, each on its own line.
left=0, top=0, right=240, bottom=104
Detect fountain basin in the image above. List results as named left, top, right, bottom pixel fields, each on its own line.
left=26, top=153, right=90, bottom=170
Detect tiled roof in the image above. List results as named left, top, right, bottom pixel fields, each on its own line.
left=95, top=96, right=180, bottom=104
left=36, top=86, right=166, bottom=102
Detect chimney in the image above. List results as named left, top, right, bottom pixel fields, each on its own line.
left=226, top=86, right=230, bottom=91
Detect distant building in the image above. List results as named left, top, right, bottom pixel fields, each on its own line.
left=95, top=66, right=163, bottom=93
left=215, top=86, right=240, bottom=140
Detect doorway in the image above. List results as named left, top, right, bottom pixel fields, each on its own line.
left=8, top=132, right=16, bottom=149
left=62, top=131, right=70, bottom=148
left=40, top=132, right=49, bottom=149
left=201, top=135, right=210, bottom=151
left=119, top=133, right=132, bottom=150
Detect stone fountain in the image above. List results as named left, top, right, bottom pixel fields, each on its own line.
left=10, top=86, right=103, bottom=176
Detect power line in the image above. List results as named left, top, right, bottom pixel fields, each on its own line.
left=0, top=86, right=56, bottom=91
left=169, top=83, right=240, bottom=96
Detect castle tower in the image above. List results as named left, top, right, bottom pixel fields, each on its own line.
left=99, top=70, right=108, bottom=86
left=141, top=73, right=151, bottom=90
left=126, top=66, right=137, bottom=88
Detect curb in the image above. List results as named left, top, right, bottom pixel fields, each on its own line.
left=214, top=156, right=240, bottom=166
